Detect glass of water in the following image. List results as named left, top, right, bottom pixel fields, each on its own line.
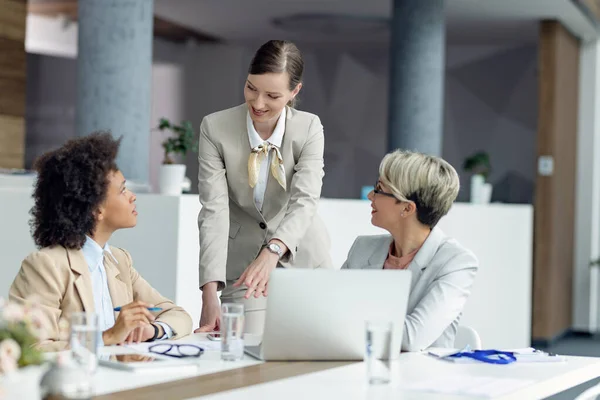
left=70, top=312, right=99, bottom=374
left=221, top=303, right=245, bottom=361
left=365, top=321, right=393, bottom=384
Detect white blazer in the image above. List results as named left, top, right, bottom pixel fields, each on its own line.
left=341, top=227, right=478, bottom=351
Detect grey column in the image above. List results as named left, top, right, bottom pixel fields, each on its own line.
left=388, top=0, right=445, bottom=156
left=76, top=0, right=154, bottom=185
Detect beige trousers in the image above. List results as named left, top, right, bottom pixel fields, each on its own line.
left=220, top=283, right=267, bottom=335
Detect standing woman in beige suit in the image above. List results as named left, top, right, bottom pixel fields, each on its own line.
left=195, top=40, right=331, bottom=334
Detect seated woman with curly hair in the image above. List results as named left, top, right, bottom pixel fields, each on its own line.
left=342, top=150, right=478, bottom=352
left=9, top=132, right=192, bottom=351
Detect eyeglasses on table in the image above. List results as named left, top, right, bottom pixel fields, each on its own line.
left=148, top=343, right=204, bottom=358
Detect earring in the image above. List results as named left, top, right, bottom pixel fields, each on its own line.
left=400, top=213, right=405, bottom=217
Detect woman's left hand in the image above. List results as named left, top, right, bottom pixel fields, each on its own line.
left=233, top=249, right=281, bottom=299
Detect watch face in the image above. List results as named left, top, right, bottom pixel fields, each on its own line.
left=269, top=243, right=281, bottom=253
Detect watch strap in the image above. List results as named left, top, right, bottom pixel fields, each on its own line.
left=147, top=323, right=160, bottom=342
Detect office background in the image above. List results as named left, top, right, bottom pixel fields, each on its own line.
left=2, top=0, right=600, bottom=361
left=24, top=40, right=538, bottom=202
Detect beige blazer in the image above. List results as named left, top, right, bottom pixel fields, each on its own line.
left=198, top=104, right=332, bottom=290
left=341, top=227, right=478, bottom=351
left=9, top=245, right=192, bottom=352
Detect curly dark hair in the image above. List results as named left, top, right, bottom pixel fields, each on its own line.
left=30, top=132, right=121, bottom=249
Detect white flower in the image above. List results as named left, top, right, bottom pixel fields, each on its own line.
left=1, top=304, right=23, bottom=324
left=0, top=339, right=21, bottom=374
left=0, top=355, right=17, bottom=375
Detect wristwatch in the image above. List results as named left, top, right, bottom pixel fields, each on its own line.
left=266, top=243, right=283, bottom=258
left=147, top=323, right=159, bottom=342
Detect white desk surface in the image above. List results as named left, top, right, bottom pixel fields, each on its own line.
left=93, top=333, right=263, bottom=396
left=90, top=334, right=600, bottom=399
left=198, top=352, right=600, bottom=400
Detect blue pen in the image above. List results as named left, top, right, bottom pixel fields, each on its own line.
left=113, top=306, right=162, bottom=312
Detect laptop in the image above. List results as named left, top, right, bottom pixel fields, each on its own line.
left=244, top=268, right=411, bottom=361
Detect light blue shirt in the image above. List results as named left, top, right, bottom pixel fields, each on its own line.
left=82, top=237, right=172, bottom=343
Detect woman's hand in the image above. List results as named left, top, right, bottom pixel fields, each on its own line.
left=103, top=301, right=155, bottom=345
left=195, top=283, right=221, bottom=333
left=233, top=241, right=287, bottom=298
left=123, top=324, right=157, bottom=344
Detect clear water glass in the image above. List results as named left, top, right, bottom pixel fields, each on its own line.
left=365, top=321, right=393, bottom=384
left=221, top=303, right=245, bottom=361
left=70, top=312, right=99, bottom=374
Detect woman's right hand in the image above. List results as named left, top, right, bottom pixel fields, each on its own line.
left=102, top=301, right=155, bottom=345
left=195, top=284, right=221, bottom=333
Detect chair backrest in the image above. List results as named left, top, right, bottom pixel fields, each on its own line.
left=454, top=326, right=482, bottom=350
left=574, top=384, right=600, bottom=400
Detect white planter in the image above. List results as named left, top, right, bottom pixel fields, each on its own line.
left=480, top=183, right=493, bottom=204
left=158, top=164, right=187, bottom=195
left=470, top=175, right=493, bottom=204
left=0, top=365, right=46, bottom=400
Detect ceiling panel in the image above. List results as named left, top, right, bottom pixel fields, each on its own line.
left=153, top=0, right=598, bottom=46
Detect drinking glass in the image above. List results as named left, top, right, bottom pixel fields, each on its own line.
left=365, top=321, right=393, bottom=384
left=70, top=312, right=99, bottom=374
left=221, top=303, right=245, bottom=361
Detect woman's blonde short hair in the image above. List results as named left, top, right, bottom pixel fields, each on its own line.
left=379, top=150, right=460, bottom=228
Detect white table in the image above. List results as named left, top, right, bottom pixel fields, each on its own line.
left=197, top=352, right=600, bottom=400
left=90, top=334, right=600, bottom=399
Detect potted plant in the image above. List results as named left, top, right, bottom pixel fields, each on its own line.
left=0, top=299, right=46, bottom=398
left=463, top=151, right=493, bottom=204
left=157, top=118, right=196, bottom=195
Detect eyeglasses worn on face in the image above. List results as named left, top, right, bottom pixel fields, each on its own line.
left=373, top=181, right=397, bottom=199
left=149, top=343, right=204, bottom=358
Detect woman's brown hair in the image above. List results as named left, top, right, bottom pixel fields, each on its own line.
left=248, top=40, right=304, bottom=107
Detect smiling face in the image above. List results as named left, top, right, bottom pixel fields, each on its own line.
left=368, top=180, right=404, bottom=231
left=244, top=72, right=301, bottom=124
left=96, top=170, right=137, bottom=232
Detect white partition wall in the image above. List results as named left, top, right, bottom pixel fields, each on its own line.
left=0, top=190, right=532, bottom=348
left=307, top=199, right=533, bottom=349
left=574, top=38, right=600, bottom=333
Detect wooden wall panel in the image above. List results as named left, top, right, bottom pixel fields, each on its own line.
left=0, top=0, right=27, bottom=169
left=0, top=115, right=25, bottom=168
left=0, top=0, right=26, bottom=41
left=0, top=78, right=26, bottom=116
left=533, top=21, right=580, bottom=341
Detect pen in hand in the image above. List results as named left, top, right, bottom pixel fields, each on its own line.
left=113, top=306, right=162, bottom=312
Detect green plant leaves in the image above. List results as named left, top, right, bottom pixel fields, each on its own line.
left=463, top=151, right=491, bottom=179
left=158, top=118, right=198, bottom=164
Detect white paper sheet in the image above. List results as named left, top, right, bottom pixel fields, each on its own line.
left=405, top=375, right=535, bottom=398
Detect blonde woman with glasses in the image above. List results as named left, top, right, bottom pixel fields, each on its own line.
left=342, top=150, right=478, bottom=352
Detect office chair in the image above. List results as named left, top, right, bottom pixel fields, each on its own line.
left=454, top=325, right=482, bottom=350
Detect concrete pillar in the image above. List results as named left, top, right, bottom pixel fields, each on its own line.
left=76, top=0, right=154, bottom=185
left=388, top=0, right=445, bottom=155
